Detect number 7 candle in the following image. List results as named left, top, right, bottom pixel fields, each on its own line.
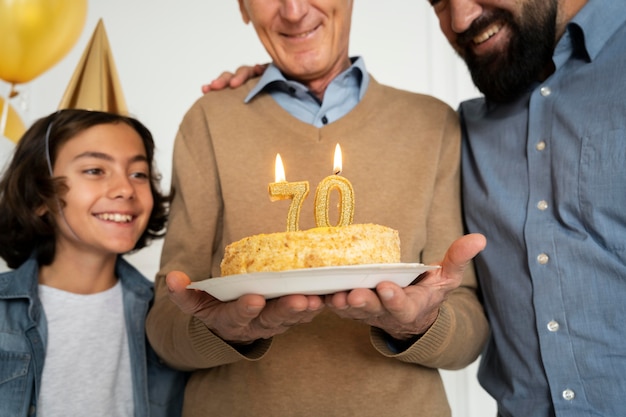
left=268, top=154, right=310, bottom=231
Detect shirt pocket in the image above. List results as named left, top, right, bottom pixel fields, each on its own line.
left=579, top=128, right=626, bottom=254
left=0, top=350, right=32, bottom=417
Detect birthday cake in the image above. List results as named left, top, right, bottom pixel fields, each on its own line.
left=220, top=223, right=401, bottom=276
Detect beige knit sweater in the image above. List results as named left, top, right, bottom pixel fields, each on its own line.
left=146, top=77, right=488, bottom=417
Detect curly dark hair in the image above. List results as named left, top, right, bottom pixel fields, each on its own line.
left=0, top=109, right=170, bottom=269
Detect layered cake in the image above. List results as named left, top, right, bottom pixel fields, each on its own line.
left=220, top=223, right=401, bottom=276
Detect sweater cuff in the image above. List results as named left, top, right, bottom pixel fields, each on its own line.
left=188, top=316, right=272, bottom=363
left=370, top=302, right=453, bottom=363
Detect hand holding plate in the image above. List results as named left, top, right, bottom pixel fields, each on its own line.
left=167, top=270, right=324, bottom=344
left=326, top=233, right=487, bottom=340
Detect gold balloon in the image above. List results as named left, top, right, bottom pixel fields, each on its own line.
left=0, top=0, right=88, bottom=84
left=0, top=97, right=26, bottom=144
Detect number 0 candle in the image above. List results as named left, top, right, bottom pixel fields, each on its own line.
left=268, top=154, right=310, bottom=231
left=314, top=144, right=355, bottom=227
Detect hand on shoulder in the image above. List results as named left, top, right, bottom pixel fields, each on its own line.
left=201, top=63, right=268, bottom=94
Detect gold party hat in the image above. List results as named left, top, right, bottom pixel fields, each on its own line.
left=58, top=19, right=128, bottom=115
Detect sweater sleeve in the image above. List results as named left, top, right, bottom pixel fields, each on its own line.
left=145, top=102, right=272, bottom=370
left=370, top=106, right=489, bottom=369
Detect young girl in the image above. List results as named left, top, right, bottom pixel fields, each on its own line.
left=0, top=109, right=185, bottom=417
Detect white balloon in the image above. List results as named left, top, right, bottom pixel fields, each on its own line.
left=0, top=136, right=13, bottom=272
left=0, top=135, right=15, bottom=174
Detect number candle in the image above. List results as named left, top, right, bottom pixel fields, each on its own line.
left=268, top=153, right=310, bottom=231
left=314, top=144, right=355, bottom=227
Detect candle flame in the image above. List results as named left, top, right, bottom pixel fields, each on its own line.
left=333, top=144, right=342, bottom=175
left=275, top=153, right=286, bottom=182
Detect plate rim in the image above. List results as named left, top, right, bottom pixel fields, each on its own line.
left=187, top=263, right=440, bottom=301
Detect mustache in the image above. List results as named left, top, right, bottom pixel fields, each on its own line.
left=456, top=10, right=512, bottom=50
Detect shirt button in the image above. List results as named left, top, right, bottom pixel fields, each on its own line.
left=540, top=86, right=552, bottom=96
left=537, top=253, right=549, bottom=264
left=321, top=115, right=328, bottom=125
left=537, top=200, right=548, bottom=211
left=547, top=321, right=560, bottom=332
left=29, top=405, right=36, bottom=415
left=562, top=389, right=575, bottom=401
left=536, top=141, right=546, bottom=151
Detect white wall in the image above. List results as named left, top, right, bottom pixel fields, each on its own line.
left=0, top=1, right=493, bottom=415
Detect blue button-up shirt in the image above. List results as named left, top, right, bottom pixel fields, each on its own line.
left=245, top=57, right=369, bottom=127
left=460, top=1, right=626, bottom=416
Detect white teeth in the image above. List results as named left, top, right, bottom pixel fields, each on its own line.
left=473, top=24, right=501, bottom=44
left=289, top=28, right=315, bottom=38
left=96, top=213, right=133, bottom=223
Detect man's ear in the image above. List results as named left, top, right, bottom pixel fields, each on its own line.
left=238, top=0, right=251, bottom=24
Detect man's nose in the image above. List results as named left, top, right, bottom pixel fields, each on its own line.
left=280, top=0, right=309, bottom=22
left=450, top=0, right=482, bottom=34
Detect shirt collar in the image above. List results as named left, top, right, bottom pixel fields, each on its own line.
left=244, top=56, right=368, bottom=103
left=561, top=0, right=626, bottom=62
left=0, top=256, right=39, bottom=298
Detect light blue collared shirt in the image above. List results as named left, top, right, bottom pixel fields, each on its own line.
left=245, top=57, right=369, bottom=127
left=460, top=1, right=626, bottom=416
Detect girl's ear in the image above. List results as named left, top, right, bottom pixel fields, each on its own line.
left=36, top=204, right=49, bottom=216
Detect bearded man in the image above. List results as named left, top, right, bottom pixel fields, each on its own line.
left=431, top=0, right=626, bottom=416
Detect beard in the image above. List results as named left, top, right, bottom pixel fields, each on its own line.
left=456, top=0, right=557, bottom=103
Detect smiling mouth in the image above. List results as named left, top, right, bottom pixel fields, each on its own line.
left=283, top=25, right=319, bottom=39
left=473, top=23, right=502, bottom=45
left=95, top=213, right=133, bottom=223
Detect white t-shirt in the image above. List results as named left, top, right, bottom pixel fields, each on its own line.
left=38, top=280, right=134, bottom=417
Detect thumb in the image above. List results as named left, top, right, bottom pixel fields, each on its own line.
left=165, top=270, right=205, bottom=314
left=441, top=233, right=487, bottom=279
left=166, top=270, right=191, bottom=293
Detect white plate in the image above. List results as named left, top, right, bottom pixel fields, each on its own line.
left=187, top=263, right=440, bottom=302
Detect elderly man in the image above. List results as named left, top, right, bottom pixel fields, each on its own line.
left=146, top=1, right=488, bottom=416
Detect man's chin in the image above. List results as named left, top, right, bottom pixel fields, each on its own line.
left=463, top=54, right=528, bottom=103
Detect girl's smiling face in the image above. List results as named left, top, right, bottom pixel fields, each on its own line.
left=50, top=122, right=154, bottom=259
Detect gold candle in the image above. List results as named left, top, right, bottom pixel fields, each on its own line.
left=314, top=144, right=355, bottom=227
left=268, top=154, right=310, bottom=231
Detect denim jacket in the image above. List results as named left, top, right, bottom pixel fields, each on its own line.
left=0, top=256, right=186, bottom=417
